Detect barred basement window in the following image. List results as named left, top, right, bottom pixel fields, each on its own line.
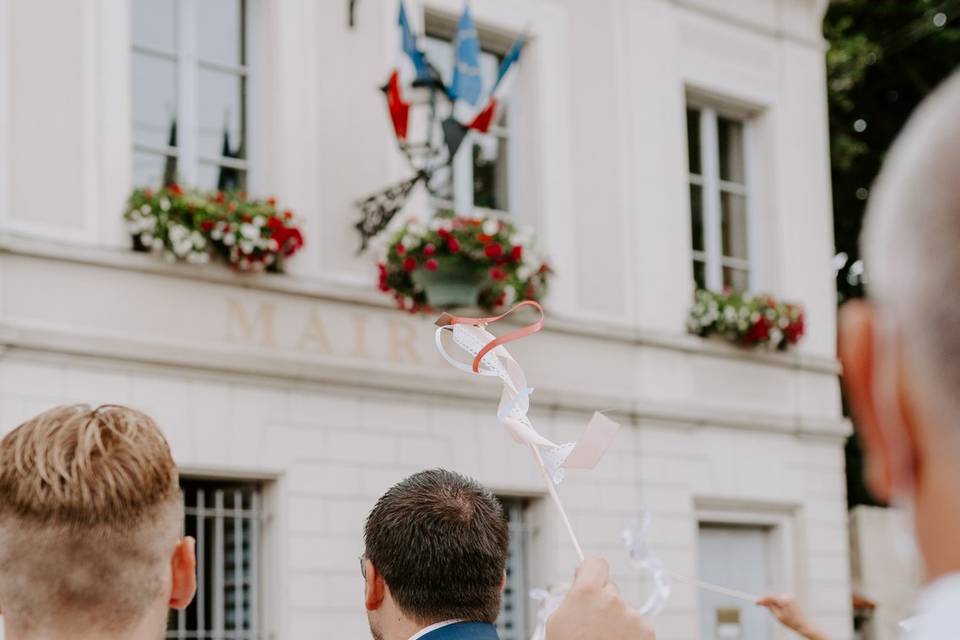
left=497, top=498, right=532, bottom=640
left=167, top=479, right=262, bottom=640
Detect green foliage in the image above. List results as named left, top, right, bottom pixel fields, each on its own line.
left=825, top=0, right=960, bottom=303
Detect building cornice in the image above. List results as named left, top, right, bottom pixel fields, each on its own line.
left=0, top=234, right=840, bottom=375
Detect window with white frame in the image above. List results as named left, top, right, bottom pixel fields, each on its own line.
left=421, top=26, right=513, bottom=216
left=687, top=104, right=750, bottom=292
left=497, top=497, right=532, bottom=640
left=167, top=479, right=262, bottom=640
left=132, top=0, right=251, bottom=191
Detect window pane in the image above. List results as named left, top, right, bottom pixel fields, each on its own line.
left=132, top=53, right=178, bottom=150
left=690, top=183, right=704, bottom=252
left=422, top=36, right=454, bottom=83
left=723, top=266, right=749, bottom=292
left=473, top=135, right=507, bottom=211
left=132, top=0, right=176, bottom=52
left=134, top=150, right=177, bottom=188
left=198, top=162, right=247, bottom=192
left=693, top=260, right=707, bottom=290
left=718, top=117, right=745, bottom=184
left=197, top=68, right=246, bottom=163
left=721, top=191, right=748, bottom=259
left=686, top=108, right=701, bottom=175
left=198, top=0, right=245, bottom=66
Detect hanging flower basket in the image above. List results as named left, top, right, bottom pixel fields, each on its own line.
left=374, top=211, right=552, bottom=313
left=687, top=288, right=805, bottom=350
left=124, top=184, right=304, bottom=273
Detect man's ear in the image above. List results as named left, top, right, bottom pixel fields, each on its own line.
left=500, top=570, right=507, bottom=593
left=169, top=536, right=198, bottom=610
left=365, top=559, right=386, bottom=612
left=840, top=300, right=894, bottom=503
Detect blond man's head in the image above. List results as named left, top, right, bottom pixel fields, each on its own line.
left=0, top=404, right=196, bottom=636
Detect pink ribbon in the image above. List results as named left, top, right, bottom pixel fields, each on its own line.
left=435, top=300, right=545, bottom=373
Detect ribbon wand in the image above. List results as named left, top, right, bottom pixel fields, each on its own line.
left=433, top=301, right=616, bottom=562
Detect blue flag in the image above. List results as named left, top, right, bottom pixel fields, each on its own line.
left=450, top=5, right=483, bottom=115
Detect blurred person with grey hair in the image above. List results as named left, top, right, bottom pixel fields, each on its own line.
left=840, top=69, right=960, bottom=639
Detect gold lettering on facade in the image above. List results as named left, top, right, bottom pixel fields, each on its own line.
left=387, top=319, right=420, bottom=364
left=226, top=299, right=277, bottom=347
left=297, top=310, right=333, bottom=353
left=350, top=314, right=369, bottom=358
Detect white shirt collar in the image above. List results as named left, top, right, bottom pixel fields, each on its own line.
left=903, top=572, right=960, bottom=639
left=408, top=619, right=466, bottom=640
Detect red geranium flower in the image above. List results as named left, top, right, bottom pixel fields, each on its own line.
left=511, top=246, right=523, bottom=261
left=490, top=266, right=506, bottom=281
left=167, top=183, right=183, bottom=196
left=425, top=258, right=438, bottom=271
left=200, top=220, right=215, bottom=232
left=447, top=237, right=460, bottom=253
left=485, top=243, right=503, bottom=259
left=403, top=257, right=417, bottom=271
left=215, top=192, right=225, bottom=204
left=423, top=244, right=436, bottom=257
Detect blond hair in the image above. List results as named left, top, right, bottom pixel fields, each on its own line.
left=0, top=404, right=183, bottom=630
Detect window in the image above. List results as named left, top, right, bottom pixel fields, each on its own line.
left=697, top=524, right=774, bottom=640
left=687, top=105, right=750, bottom=292
left=167, top=479, right=262, bottom=640
left=421, top=31, right=512, bottom=216
left=132, top=0, right=251, bottom=191
left=497, top=497, right=532, bottom=640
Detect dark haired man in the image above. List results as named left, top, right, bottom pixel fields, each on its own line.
left=362, top=468, right=654, bottom=640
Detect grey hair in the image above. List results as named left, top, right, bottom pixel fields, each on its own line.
left=861, top=70, right=960, bottom=415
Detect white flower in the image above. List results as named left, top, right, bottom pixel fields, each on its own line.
left=240, top=241, right=254, bottom=255
left=770, top=329, right=784, bottom=345
left=254, top=216, right=265, bottom=227
left=517, top=266, right=533, bottom=281
left=723, top=307, right=737, bottom=322
left=191, top=232, right=205, bottom=248
left=778, top=316, right=790, bottom=329
left=223, top=233, right=236, bottom=246
left=408, top=223, right=426, bottom=237
left=400, top=235, right=419, bottom=250
left=240, top=223, right=258, bottom=240
left=141, top=233, right=155, bottom=247
left=159, top=198, right=171, bottom=212
left=211, top=229, right=223, bottom=240
left=198, top=252, right=210, bottom=264
left=268, top=239, right=279, bottom=251
left=429, top=218, right=453, bottom=232
left=502, top=285, right=517, bottom=306
left=140, top=204, right=152, bottom=214
left=169, top=224, right=189, bottom=243
left=239, top=258, right=251, bottom=270
left=482, top=219, right=500, bottom=236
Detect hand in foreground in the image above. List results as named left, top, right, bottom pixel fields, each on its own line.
left=546, top=556, right=655, bottom=640
left=756, top=594, right=828, bottom=640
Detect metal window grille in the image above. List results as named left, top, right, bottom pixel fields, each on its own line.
left=167, top=479, right=262, bottom=640
left=497, top=498, right=531, bottom=640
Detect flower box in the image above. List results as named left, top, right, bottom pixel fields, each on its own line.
left=687, top=288, right=805, bottom=350
left=124, top=184, right=304, bottom=273
left=374, top=211, right=551, bottom=313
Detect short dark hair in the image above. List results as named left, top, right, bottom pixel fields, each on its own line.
left=364, top=469, right=509, bottom=624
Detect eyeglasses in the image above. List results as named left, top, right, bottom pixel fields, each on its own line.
left=359, top=554, right=367, bottom=579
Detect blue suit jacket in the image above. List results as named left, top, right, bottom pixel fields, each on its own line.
left=419, top=622, right=500, bottom=640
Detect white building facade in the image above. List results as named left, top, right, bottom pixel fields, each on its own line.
left=0, top=0, right=850, bottom=639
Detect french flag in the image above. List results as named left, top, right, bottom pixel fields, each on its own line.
left=468, top=35, right=525, bottom=133
left=384, top=1, right=431, bottom=141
